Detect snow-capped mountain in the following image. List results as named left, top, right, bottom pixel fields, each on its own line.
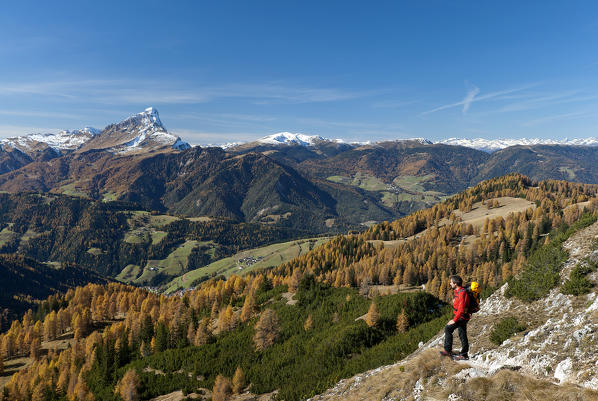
left=1, top=127, right=100, bottom=155
left=0, top=107, right=190, bottom=157
left=77, top=107, right=190, bottom=154
left=253, top=132, right=429, bottom=148
left=247, top=132, right=598, bottom=153
left=258, top=132, right=328, bottom=146
left=437, top=137, right=598, bottom=152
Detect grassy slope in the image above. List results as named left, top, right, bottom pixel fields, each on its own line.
left=327, top=173, right=447, bottom=208
left=164, top=237, right=331, bottom=293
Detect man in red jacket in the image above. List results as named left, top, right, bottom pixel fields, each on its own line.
left=440, top=275, right=470, bottom=360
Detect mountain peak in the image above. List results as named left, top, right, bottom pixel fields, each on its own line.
left=77, top=107, right=189, bottom=153
left=141, top=107, right=161, bottom=124
left=118, top=107, right=164, bottom=131
left=258, top=132, right=327, bottom=146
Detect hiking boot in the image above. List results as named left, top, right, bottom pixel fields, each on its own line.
left=439, top=350, right=452, bottom=357
left=453, top=354, right=469, bottom=361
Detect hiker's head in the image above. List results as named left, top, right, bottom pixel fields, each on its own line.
left=449, top=275, right=463, bottom=288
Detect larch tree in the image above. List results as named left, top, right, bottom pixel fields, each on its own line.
left=30, top=337, right=42, bottom=360
left=194, top=318, right=211, bottom=346
left=303, top=314, right=313, bottom=331
left=232, top=366, right=245, bottom=394
left=396, top=308, right=409, bottom=333
left=31, top=382, right=46, bottom=401
left=253, top=309, right=280, bottom=351
left=117, top=368, right=141, bottom=401
left=43, top=311, right=57, bottom=341
left=186, top=321, right=195, bottom=345
left=139, top=341, right=151, bottom=358
left=212, top=374, right=232, bottom=401
left=240, top=291, right=255, bottom=323
left=365, top=302, right=379, bottom=327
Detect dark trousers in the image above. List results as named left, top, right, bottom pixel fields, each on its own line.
left=444, top=319, right=469, bottom=355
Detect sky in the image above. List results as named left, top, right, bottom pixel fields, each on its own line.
left=1, top=1, right=598, bottom=145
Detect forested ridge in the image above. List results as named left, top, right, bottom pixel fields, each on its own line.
left=270, top=174, right=598, bottom=300
left=0, top=192, right=302, bottom=277
left=0, top=193, right=306, bottom=328
left=2, top=173, right=598, bottom=400
left=0, top=254, right=106, bottom=332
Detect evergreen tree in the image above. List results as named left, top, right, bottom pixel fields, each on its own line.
left=155, top=322, right=168, bottom=352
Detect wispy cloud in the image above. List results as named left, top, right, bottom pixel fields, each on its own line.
left=173, top=112, right=276, bottom=123
left=421, top=84, right=535, bottom=115
left=169, top=129, right=262, bottom=146
left=370, top=99, right=420, bottom=109
left=0, top=109, right=80, bottom=120
left=461, top=86, right=480, bottom=113
left=0, top=125, right=64, bottom=138
left=0, top=79, right=369, bottom=105
left=294, top=117, right=408, bottom=139
left=493, top=91, right=598, bottom=113
left=522, top=110, right=593, bottom=127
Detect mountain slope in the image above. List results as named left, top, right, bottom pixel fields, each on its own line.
left=474, top=144, right=598, bottom=184
left=0, top=145, right=397, bottom=232
left=308, top=218, right=598, bottom=400
left=0, top=254, right=106, bottom=331
left=3, top=174, right=598, bottom=401
left=230, top=140, right=490, bottom=216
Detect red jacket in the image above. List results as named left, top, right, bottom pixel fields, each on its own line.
left=452, top=286, right=470, bottom=321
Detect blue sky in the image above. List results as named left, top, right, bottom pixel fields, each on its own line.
left=1, top=1, right=598, bottom=144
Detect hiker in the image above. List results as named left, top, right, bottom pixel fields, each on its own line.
left=440, top=275, right=470, bottom=360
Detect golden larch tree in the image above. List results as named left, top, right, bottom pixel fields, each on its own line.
left=212, top=374, right=232, bottom=401
left=253, top=309, right=280, bottom=351
left=117, top=368, right=140, bottom=401
left=30, top=337, right=42, bottom=360
left=303, top=314, right=313, bottom=331
left=232, top=366, right=245, bottom=394
left=365, top=302, right=379, bottom=327
left=396, top=309, right=409, bottom=333
left=240, top=291, right=255, bottom=323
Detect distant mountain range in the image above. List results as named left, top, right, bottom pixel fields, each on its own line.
left=1, top=107, right=598, bottom=232
left=436, top=137, right=598, bottom=152
left=241, top=132, right=598, bottom=153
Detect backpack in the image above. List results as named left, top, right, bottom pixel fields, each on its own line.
left=464, top=282, right=481, bottom=314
